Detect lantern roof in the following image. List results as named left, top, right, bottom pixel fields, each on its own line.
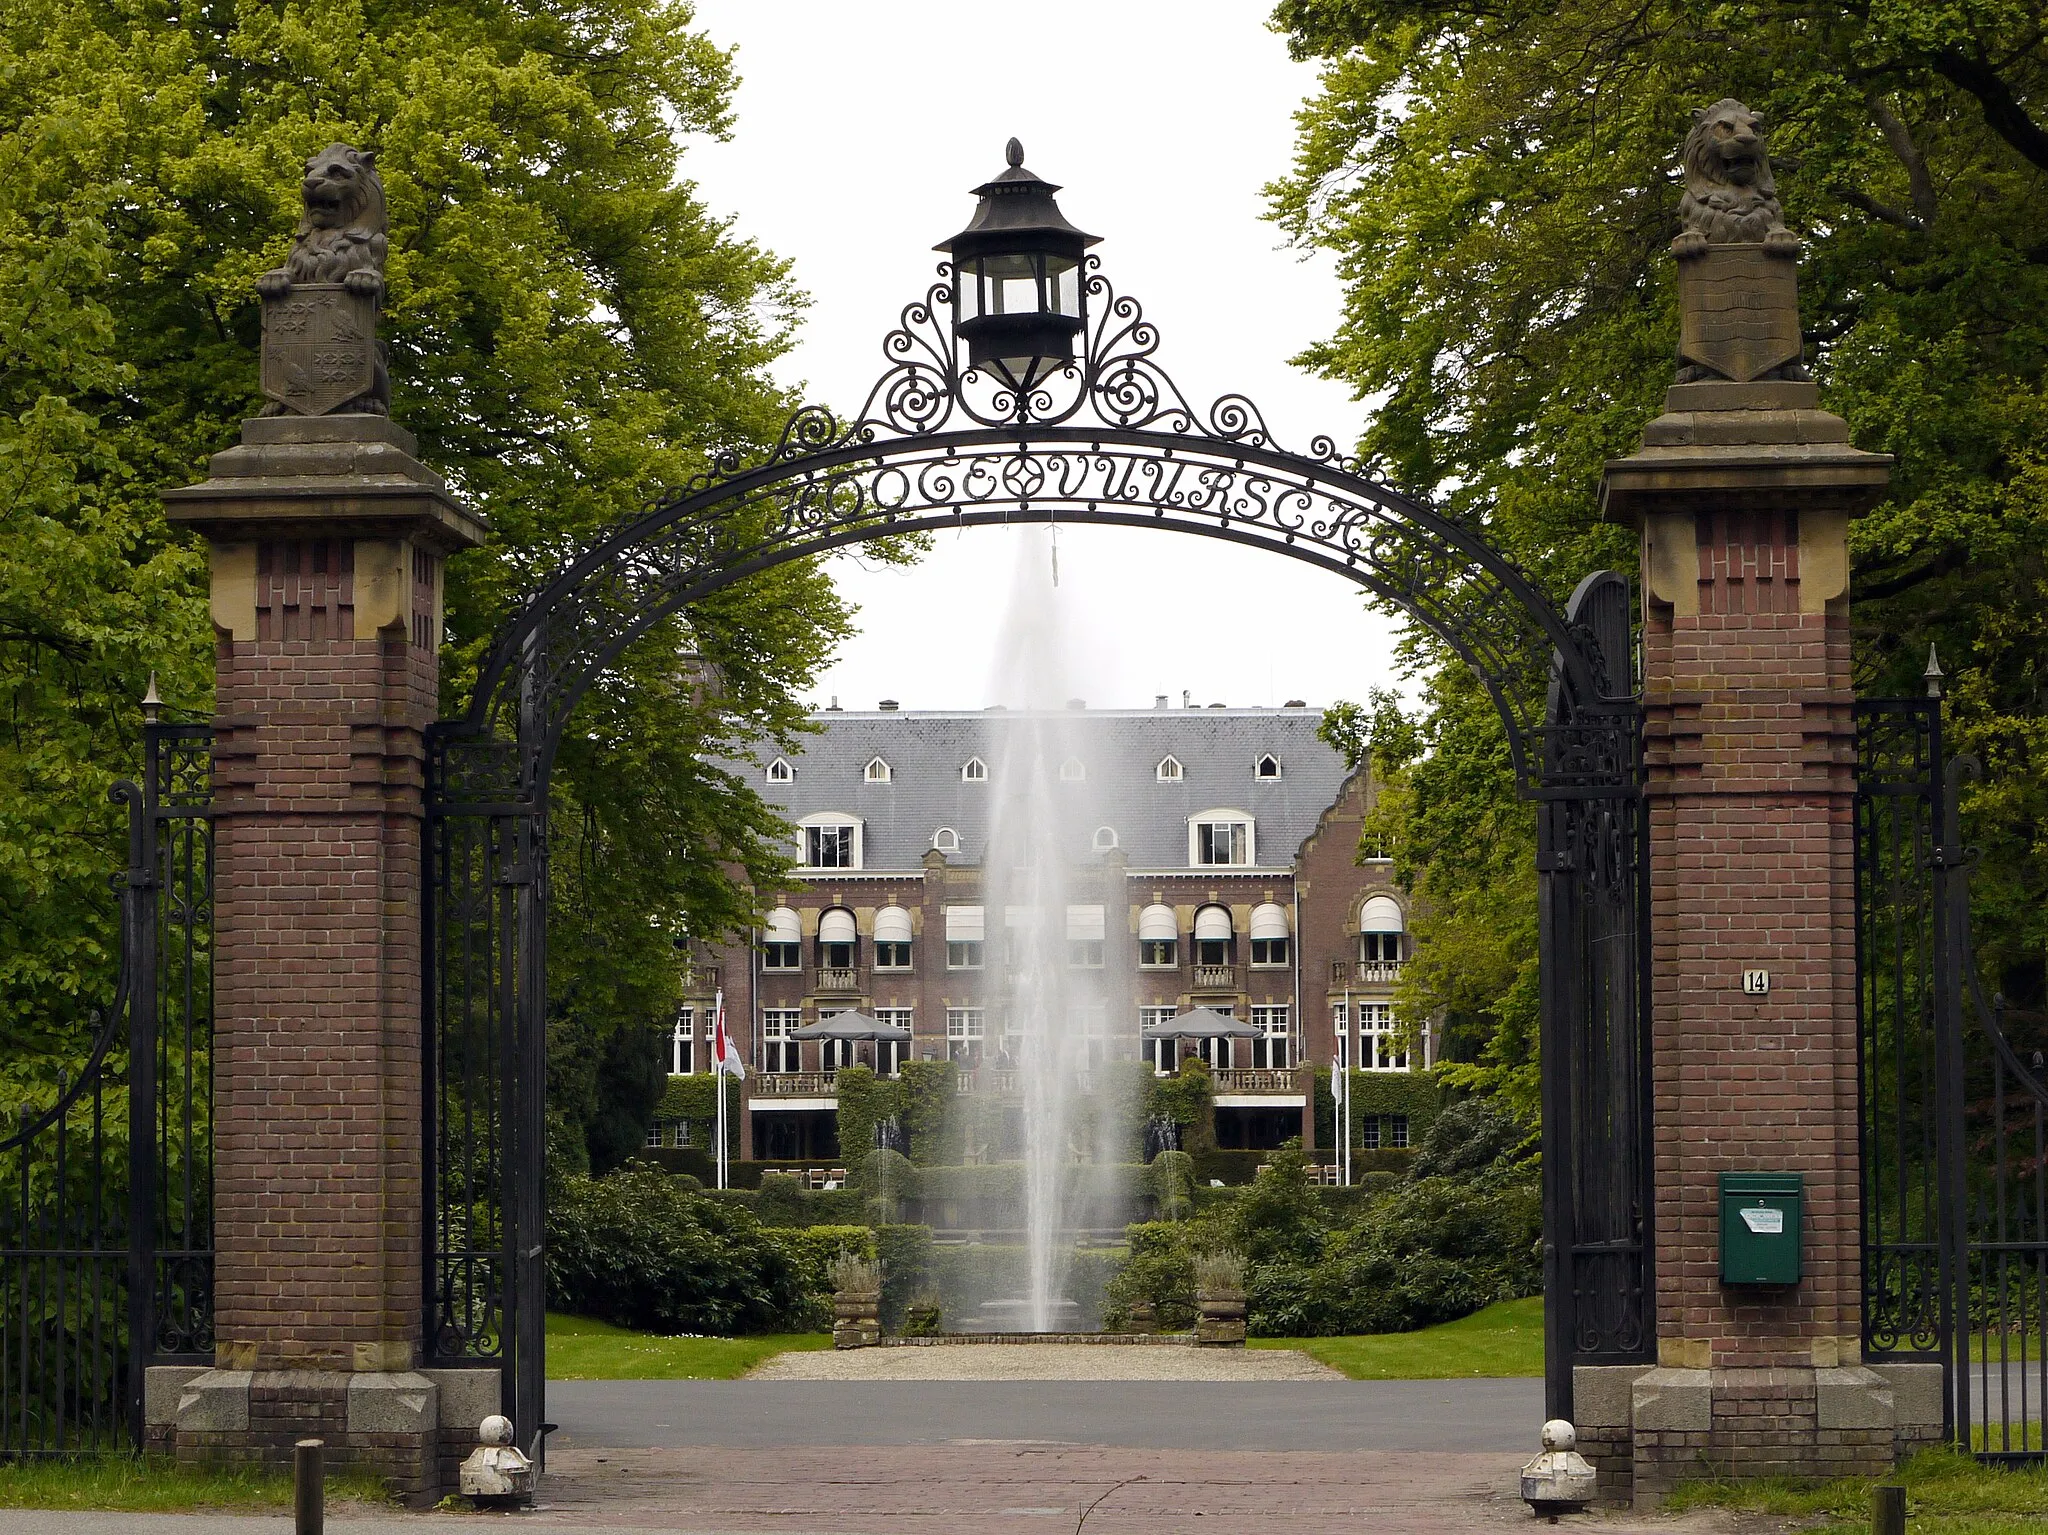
left=936, top=139, right=1100, bottom=255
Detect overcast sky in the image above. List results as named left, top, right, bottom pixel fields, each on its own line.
left=681, top=0, right=1404, bottom=714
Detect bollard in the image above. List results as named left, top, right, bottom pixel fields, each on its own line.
left=1872, top=1484, right=1905, bottom=1535
left=294, top=1438, right=324, bottom=1535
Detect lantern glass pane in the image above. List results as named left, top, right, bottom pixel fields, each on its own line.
left=981, top=250, right=1041, bottom=315
left=1046, top=257, right=1081, bottom=317
left=958, top=262, right=984, bottom=320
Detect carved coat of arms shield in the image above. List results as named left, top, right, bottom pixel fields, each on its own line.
left=1676, top=246, right=1803, bottom=383
left=260, top=284, right=378, bottom=415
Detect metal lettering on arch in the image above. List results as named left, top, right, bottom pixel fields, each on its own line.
left=422, top=259, right=1652, bottom=1450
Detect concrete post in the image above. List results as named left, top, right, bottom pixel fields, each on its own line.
left=156, top=414, right=485, bottom=1498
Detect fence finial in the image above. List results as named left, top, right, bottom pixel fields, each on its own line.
left=1923, top=643, right=1944, bottom=699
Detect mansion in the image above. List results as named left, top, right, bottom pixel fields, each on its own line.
left=677, top=701, right=1427, bottom=1160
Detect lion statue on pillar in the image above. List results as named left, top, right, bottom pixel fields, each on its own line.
left=1673, top=99, right=1800, bottom=255
left=257, top=144, right=390, bottom=415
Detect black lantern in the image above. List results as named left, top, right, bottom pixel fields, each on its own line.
left=937, top=139, right=1100, bottom=393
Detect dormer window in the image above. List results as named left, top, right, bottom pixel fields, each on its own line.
left=961, top=757, right=988, bottom=781
left=1255, top=754, right=1282, bottom=779
left=864, top=756, right=892, bottom=782
left=1189, top=810, right=1254, bottom=867
left=1156, top=755, right=1183, bottom=782
left=933, top=827, right=960, bottom=853
left=799, top=814, right=862, bottom=870
left=766, top=758, right=793, bottom=783
left=1092, top=826, right=1118, bottom=851
left=1060, top=757, right=1086, bottom=781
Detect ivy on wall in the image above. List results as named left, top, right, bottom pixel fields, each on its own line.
left=897, top=1059, right=957, bottom=1166
left=655, top=1073, right=741, bottom=1155
left=1312, top=1068, right=1443, bottom=1152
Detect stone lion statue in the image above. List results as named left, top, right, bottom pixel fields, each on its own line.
left=257, top=144, right=389, bottom=414
left=1673, top=99, right=1800, bottom=256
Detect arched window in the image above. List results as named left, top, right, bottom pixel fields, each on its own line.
left=1156, top=755, right=1183, bottom=782
left=1060, top=757, right=1086, bottom=781
left=932, top=826, right=960, bottom=853
left=1359, top=894, right=1406, bottom=968
left=766, top=757, right=793, bottom=783
left=1138, top=904, right=1178, bottom=968
left=1249, top=903, right=1290, bottom=967
left=818, top=907, right=857, bottom=970
left=961, top=757, right=988, bottom=781
left=874, top=906, right=914, bottom=969
left=1255, top=753, right=1282, bottom=779
left=1193, top=904, right=1234, bottom=967
left=761, top=907, right=801, bottom=970
left=864, top=756, right=892, bottom=782
left=1092, top=825, right=1118, bottom=851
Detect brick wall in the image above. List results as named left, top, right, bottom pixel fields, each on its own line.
left=211, top=535, right=442, bottom=1371
left=1642, top=505, right=1860, bottom=1367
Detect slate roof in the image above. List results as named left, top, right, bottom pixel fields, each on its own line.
left=731, top=706, right=1350, bottom=871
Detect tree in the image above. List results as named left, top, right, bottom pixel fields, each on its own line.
left=1274, top=0, right=2048, bottom=1065
left=0, top=0, right=851, bottom=1159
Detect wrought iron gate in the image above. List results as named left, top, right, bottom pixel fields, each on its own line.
left=1858, top=694, right=2048, bottom=1461
left=0, top=720, right=214, bottom=1455
left=422, top=729, right=545, bottom=1460
left=1538, top=571, right=1655, bottom=1421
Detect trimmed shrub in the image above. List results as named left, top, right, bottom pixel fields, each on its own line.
left=546, top=1167, right=808, bottom=1334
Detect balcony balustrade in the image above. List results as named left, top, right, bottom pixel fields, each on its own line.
left=753, top=1071, right=838, bottom=1096
left=1355, top=960, right=1404, bottom=985
left=1212, top=1068, right=1299, bottom=1094
left=1192, top=963, right=1237, bottom=991
left=815, top=966, right=861, bottom=993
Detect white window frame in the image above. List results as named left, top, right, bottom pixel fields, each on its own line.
left=1141, top=1006, right=1178, bottom=1074
left=671, top=1007, right=696, bottom=1075
left=761, top=1008, right=803, bottom=1073
left=1059, top=757, right=1086, bottom=781
left=766, top=757, right=794, bottom=784
left=799, top=813, right=862, bottom=870
left=874, top=1008, right=913, bottom=1076
left=1255, top=753, right=1282, bottom=780
left=863, top=756, right=892, bottom=783
left=1360, top=1001, right=1407, bottom=1072
left=933, top=827, right=960, bottom=853
left=946, top=1007, right=985, bottom=1064
left=1155, top=755, right=1183, bottom=782
left=1250, top=1005, right=1290, bottom=1069
left=1092, top=825, right=1118, bottom=851
left=961, top=757, right=988, bottom=781
left=1189, top=811, right=1254, bottom=867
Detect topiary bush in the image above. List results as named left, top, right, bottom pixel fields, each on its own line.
left=546, top=1167, right=810, bottom=1334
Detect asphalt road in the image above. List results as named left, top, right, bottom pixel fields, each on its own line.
left=543, top=1376, right=1545, bottom=1454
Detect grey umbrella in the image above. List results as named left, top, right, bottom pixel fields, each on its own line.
left=1139, top=1005, right=1261, bottom=1040
left=790, top=1010, right=914, bottom=1042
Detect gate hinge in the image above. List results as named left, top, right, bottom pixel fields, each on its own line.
left=1535, top=852, right=1575, bottom=872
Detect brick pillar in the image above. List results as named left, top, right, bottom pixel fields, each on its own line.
left=1599, top=380, right=1943, bottom=1500
left=159, top=416, right=485, bottom=1500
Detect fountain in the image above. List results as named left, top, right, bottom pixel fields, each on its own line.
left=975, top=529, right=1126, bottom=1332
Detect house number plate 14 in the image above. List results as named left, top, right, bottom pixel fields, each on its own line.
left=1742, top=969, right=1770, bottom=996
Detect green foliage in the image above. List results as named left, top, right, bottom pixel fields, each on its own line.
left=546, top=1314, right=831, bottom=1377
left=1145, top=1058, right=1217, bottom=1151
left=873, top=1222, right=934, bottom=1330
left=896, top=1058, right=958, bottom=1166
left=544, top=1167, right=809, bottom=1335
left=1274, top=0, right=2048, bottom=1061
left=0, top=0, right=854, bottom=1165
left=1313, top=1066, right=1444, bottom=1149
left=831, top=1066, right=905, bottom=1172
left=1104, top=1221, right=1200, bottom=1332
left=1148, top=1148, right=1196, bottom=1220
left=655, top=1073, right=740, bottom=1156
left=1224, top=1143, right=1324, bottom=1265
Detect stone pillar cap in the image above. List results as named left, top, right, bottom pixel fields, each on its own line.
left=1601, top=382, right=1890, bottom=525
left=163, top=414, right=487, bottom=553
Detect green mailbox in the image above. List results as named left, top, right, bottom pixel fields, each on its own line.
left=1720, top=1172, right=1803, bottom=1286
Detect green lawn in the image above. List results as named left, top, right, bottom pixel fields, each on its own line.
left=1251, top=1296, right=1545, bottom=1379
left=546, top=1313, right=831, bottom=1379
left=0, top=1458, right=392, bottom=1511
left=1670, top=1447, right=2048, bottom=1535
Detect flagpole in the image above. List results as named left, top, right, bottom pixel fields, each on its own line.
left=1341, top=987, right=1353, bottom=1188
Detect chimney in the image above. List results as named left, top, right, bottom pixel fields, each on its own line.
left=879, top=699, right=899, bottom=711
left=1066, top=698, right=1085, bottom=710
left=1182, top=690, right=1193, bottom=708
left=1154, top=694, right=1168, bottom=710
left=1284, top=699, right=1307, bottom=709
left=826, top=695, right=842, bottom=712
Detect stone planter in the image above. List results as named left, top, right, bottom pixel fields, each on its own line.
left=833, top=1289, right=881, bottom=1349
left=1194, top=1289, right=1246, bottom=1347
left=1126, top=1300, right=1157, bottom=1335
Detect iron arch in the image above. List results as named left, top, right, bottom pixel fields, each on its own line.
left=422, top=262, right=1649, bottom=1453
